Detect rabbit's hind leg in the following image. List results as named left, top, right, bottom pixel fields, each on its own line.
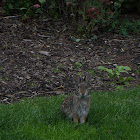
left=73, top=115, right=79, bottom=123
left=80, top=116, right=87, bottom=123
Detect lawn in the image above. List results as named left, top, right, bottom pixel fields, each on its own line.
left=0, top=87, right=140, bottom=140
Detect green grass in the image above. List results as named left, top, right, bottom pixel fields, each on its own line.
left=0, top=87, right=140, bottom=140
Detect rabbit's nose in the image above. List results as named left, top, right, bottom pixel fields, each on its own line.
left=80, top=89, right=85, bottom=95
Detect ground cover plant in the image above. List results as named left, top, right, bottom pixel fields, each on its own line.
left=0, top=87, right=140, bottom=139
left=98, top=65, right=134, bottom=86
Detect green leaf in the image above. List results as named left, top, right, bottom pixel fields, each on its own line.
left=88, top=70, right=95, bottom=76
left=98, top=66, right=113, bottom=75
left=71, top=36, right=76, bottom=41
left=49, top=1, right=55, bottom=9
left=74, top=62, right=82, bottom=68
left=123, top=66, right=131, bottom=71
left=0, top=67, right=3, bottom=70
left=20, top=7, right=27, bottom=10
left=124, top=81, right=129, bottom=85
left=115, top=85, right=124, bottom=90
left=116, top=71, right=120, bottom=76
left=114, top=2, right=121, bottom=8
left=49, top=5, right=54, bottom=9
left=75, top=39, right=81, bottom=42
left=120, top=28, right=128, bottom=36
left=112, top=22, right=116, bottom=29
left=38, top=0, right=46, bottom=4
left=114, top=64, right=119, bottom=69
left=118, top=67, right=126, bottom=72
left=98, top=66, right=106, bottom=70
left=125, top=77, right=134, bottom=81
left=119, top=70, right=126, bottom=73
left=106, top=69, right=113, bottom=75
left=112, top=20, right=119, bottom=29
left=109, top=73, right=113, bottom=78
left=118, top=66, right=131, bottom=72
left=8, top=3, right=14, bottom=9
left=118, top=66, right=124, bottom=70
left=119, top=76, right=124, bottom=82
left=91, top=35, right=97, bottom=40
left=53, top=68, right=60, bottom=73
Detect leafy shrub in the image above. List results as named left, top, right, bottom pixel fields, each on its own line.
left=2, top=0, right=140, bottom=36
left=64, top=0, right=121, bottom=36
left=98, top=64, right=134, bottom=85
left=65, top=0, right=140, bottom=36
left=3, top=0, right=42, bottom=17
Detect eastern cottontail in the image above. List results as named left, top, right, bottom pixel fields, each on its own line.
left=60, top=73, right=92, bottom=123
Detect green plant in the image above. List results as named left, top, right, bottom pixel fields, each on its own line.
left=66, top=0, right=140, bottom=36
left=22, top=4, right=42, bottom=18
left=54, top=68, right=61, bottom=73
left=43, top=0, right=66, bottom=19
left=88, top=35, right=98, bottom=42
left=2, top=76, right=9, bottom=81
left=3, top=0, right=140, bottom=36
left=136, top=69, right=140, bottom=74
left=3, top=0, right=42, bottom=17
left=98, top=64, right=134, bottom=85
left=65, top=0, right=122, bottom=36
left=119, top=19, right=140, bottom=36
left=115, top=85, right=124, bottom=90
left=88, top=70, right=96, bottom=77
left=74, top=62, right=82, bottom=69
left=0, top=67, right=3, bottom=70
left=71, top=36, right=81, bottom=42
left=28, top=82, right=36, bottom=87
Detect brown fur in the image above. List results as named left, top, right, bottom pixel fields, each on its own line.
left=60, top=73, right=92, bottom=123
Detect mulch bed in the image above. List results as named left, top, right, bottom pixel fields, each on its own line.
left=0, top=15, right=140, bottom=104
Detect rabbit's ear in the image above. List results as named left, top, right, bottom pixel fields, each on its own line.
left=85, top=73, right=92, bottom=84
left=73, top=74, right=80, bottom=83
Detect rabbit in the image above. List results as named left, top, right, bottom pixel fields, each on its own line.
left=60, top=73, right=92, bottom=123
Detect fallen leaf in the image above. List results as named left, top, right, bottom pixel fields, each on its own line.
left=39, top=51, right=50, bottom=56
